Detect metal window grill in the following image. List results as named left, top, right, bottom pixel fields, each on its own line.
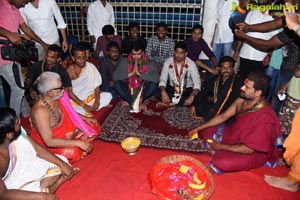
left=57, top=0, right=205, bottom=42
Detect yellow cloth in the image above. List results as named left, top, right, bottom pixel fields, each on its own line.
left=284, top=107, right=300, bottom=182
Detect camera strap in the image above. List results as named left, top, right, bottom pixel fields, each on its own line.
left=12, top=62, right=25, bottom=90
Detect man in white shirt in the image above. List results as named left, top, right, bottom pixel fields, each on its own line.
left=233, top=0, right=277, bottom=79
left=155, top=42, right=201, bottom=107
left=19, top=0, right=68, bottom=61
left=87, top=0, right=116, bottom=49
left=212, top=0, right=238, bottom=63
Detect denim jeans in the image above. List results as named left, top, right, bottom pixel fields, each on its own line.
left=114, top=80, right=157, bottom=104
left=0, top=63, right=30, bottom=116
left=272, top=70, right=294, bottom=114
left=265, top=66, right=279, bottom=102
left=100, top=84, right=118, bottom=99
left=213, top=42, right=233, bottom=63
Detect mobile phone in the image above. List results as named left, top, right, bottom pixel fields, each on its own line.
left=278, top=93, right=287, bottom=101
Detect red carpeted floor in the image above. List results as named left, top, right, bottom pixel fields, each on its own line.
left=21, top=100, right=300, bottom=199
left=99, top=98, right=207, bottom=153
left=55, top=139, right=300, bottom=200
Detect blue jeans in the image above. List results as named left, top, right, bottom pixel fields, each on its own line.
left=213, top=42, right=233, bottom=63
left=265, top=66, right=279, bottom=102
left=100, top=84, right=118, bottom=99
left=272, top=70, right=294, bottom=114
left=114, top=80, right=157, bottom=104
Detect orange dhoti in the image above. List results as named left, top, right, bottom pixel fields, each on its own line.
left=284, top=107, right=300, bottom=182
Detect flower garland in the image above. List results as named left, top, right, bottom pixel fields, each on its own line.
left=128, top=53, right=148, bottom=89
left=169, top=58, right=189, bottom=95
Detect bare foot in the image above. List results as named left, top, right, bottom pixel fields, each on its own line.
left=81, top=151, right=88, bottom=158
left=141, top=104, right=147, bottom=111
left=104, top=104, right=113, bottom=108
left=156, top=102, right=175, bottom=108
left=121, top=101, right=130, bottom=107
left=169, top=103, right=175, bottom=107
left=278, top=157, right=287, bottom=166
left=193, top=116, right=205, bottom=120
left=73, top=167, right=80, bottom=175
left=209, top=148, right=216, bottom=156
left=87, top=135, right=97, bottom=142
left=264, top=175, right=299, bottom=192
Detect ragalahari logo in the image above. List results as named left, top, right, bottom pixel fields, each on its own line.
left=246, top=3, right=298, bottom=12
left=231, top=2, right=298, bottom=13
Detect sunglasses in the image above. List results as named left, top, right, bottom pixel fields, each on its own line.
left=51, top=86, right=64, bottom=91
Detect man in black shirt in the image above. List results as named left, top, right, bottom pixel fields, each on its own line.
left=190, top=56, right=243, bottom=122
left=99, top=41, right=121, bottom=98
left=25, top=44, right=71, bottom=105
left=121, top=22, right=147, bottom=56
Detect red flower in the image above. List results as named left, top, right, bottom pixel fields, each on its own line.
left=127, top=53, right=148, bottom=89
left=139, top=65, right=147, bottom=73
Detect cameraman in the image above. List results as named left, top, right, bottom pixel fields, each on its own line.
left=0, top=0, right=48, bottom=117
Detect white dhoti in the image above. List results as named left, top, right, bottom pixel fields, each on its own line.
left=3, top=127, right=68, bottom=192
left=71, top=62, right=112, bottom=116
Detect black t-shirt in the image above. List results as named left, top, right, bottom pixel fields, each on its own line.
left=26, top=61, right=72, bottom=87
left=99, top=56, right=120, bottom=86
left=121, top=36, right=147, bottom=56
left=277, top=28, right=300, bottom=73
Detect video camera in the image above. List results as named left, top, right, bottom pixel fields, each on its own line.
left=0, top=39, right=38, bottom=62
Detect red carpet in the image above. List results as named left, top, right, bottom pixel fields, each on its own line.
left=56, top=139, right=300, bottom=200
left=99, top=98, right=207, bottom=153
left=20, top=101, right=300, bottom=199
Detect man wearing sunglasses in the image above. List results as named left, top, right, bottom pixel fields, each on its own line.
left=30, top=72, right=100, bottom=163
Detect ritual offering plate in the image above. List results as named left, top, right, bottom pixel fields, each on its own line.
left=121, top=137, right=141, bottom=155
left=149, top=155, right=214, bottom=200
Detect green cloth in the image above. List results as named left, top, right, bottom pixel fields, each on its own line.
left=269, top=28, right=283, bottom=70
left=288, top=76, right=300, bottom=100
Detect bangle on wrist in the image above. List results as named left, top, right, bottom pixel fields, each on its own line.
left=190, top=93, right=196, bottom=97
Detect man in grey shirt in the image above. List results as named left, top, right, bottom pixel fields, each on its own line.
left=113, top=40, right=159, bottom=112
